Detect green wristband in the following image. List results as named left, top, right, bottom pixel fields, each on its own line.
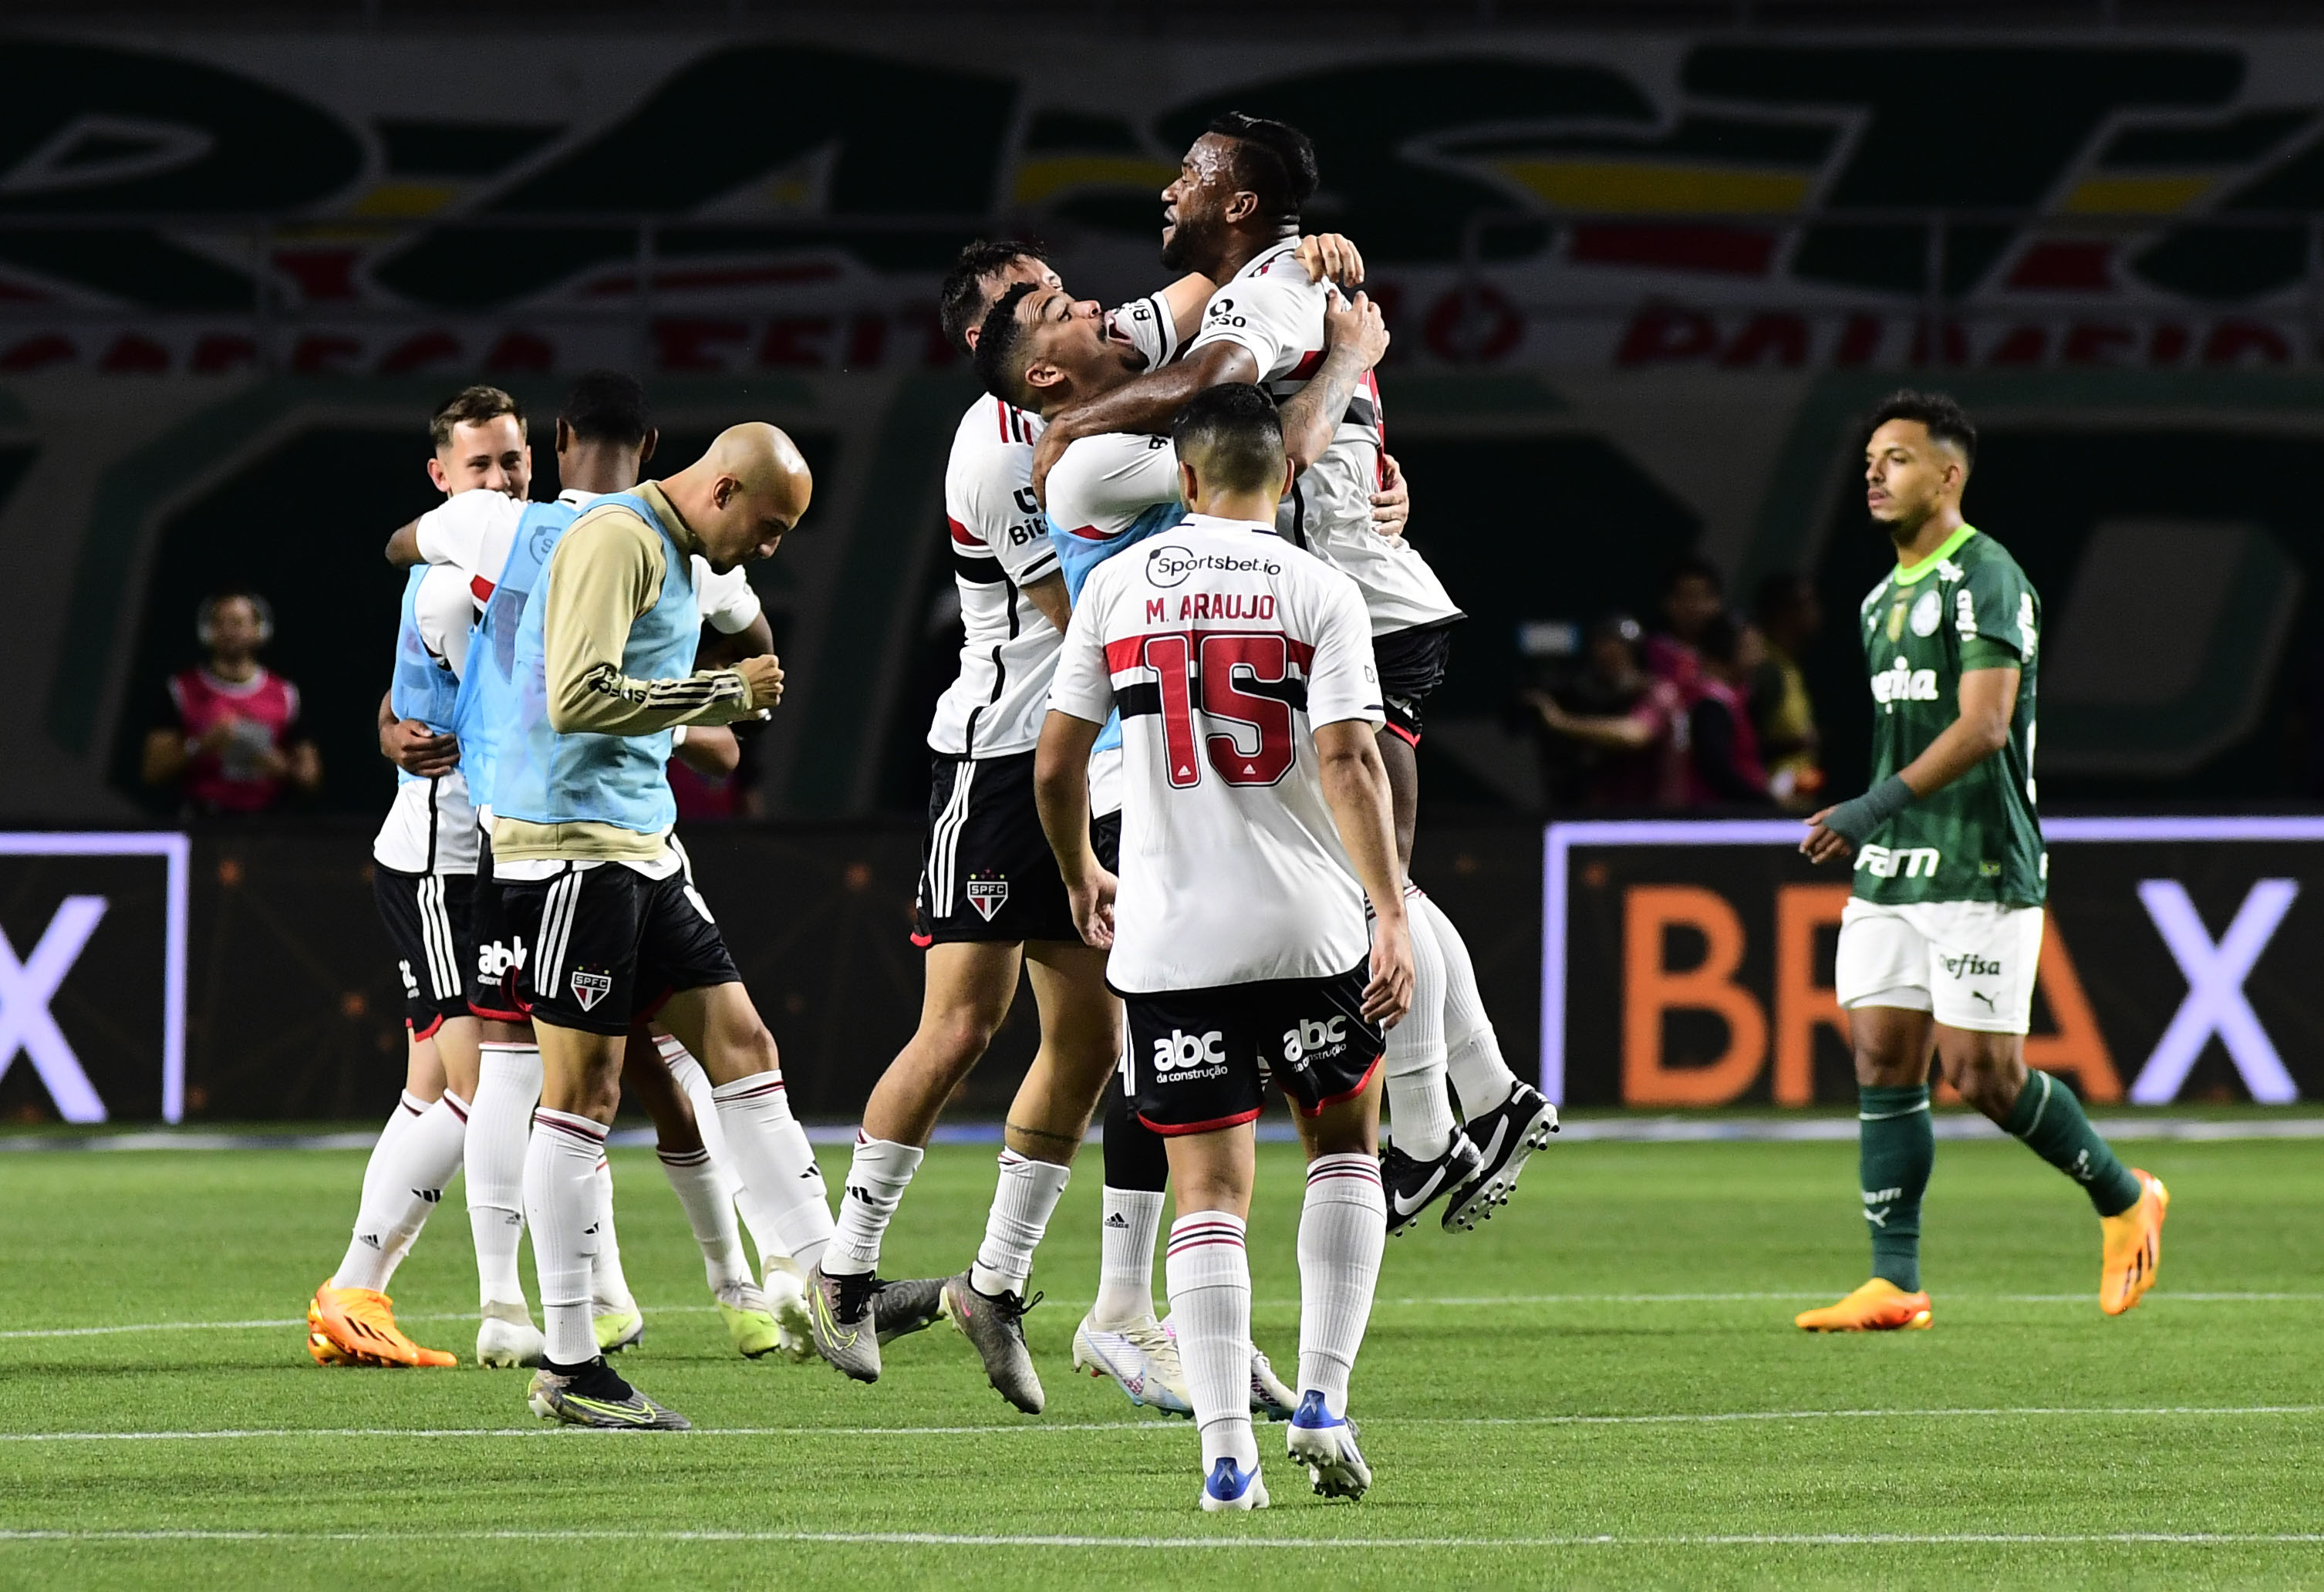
left=1823, top=774, right=1915, bottom=847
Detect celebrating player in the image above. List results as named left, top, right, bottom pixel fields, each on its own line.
left=1027, top=113, right=1553, bottom=1236
left=1796, top=390, right=2169, bottom=1332
left=1035, top=383, right=1411, bottom=1510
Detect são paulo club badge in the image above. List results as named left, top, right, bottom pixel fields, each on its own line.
left=569, top=966, right=613, bottom=1012
left=965, top=872, right=1009, bottom=922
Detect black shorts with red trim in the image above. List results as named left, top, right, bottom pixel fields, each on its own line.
left=913, top=749, right=1081, bottom=946
left=498, top=852, right=738, bottom=1037
left=373, top=865, right=475, bottom=1037
left=467, top=827, right=527, bottom=1022
left=1373, top=619, right=1459, bottom=745
left=1121, top=963, right=1384, bottom=1135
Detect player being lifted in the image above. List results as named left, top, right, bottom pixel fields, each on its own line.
left=1028, top=113, right=1553, bottom=1236
left=1797, top=390, right=2168, bottom=1332
left=805, top=233, right=1367, bottom=1413
left=1036, top=384, right=1411, bottom=1510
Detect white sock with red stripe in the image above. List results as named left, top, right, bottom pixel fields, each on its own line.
left=711, top=1072, right=835, bottom=1277
left=970, top=1151, right=1071, bottom=1298
left=826, top=1135, right=923, bottom=1277
left=1381, top=890, right=1457, bottom=1159
left=589, top=1155, right=635, bottom=1313
left=1418, top=892, right=1517, bottom=1116
left=1297, top=1152, right=1385, bottom=1409
left=659, top=1145, right=754, bottom=1292
left=466, top=1042, right=539, bottom=1312
left=523, top=1106, right=605, bottom=1367
left=334, top=1091, right=466, bottom=1293
left=1165, top=1209, right=1256, bottom=1474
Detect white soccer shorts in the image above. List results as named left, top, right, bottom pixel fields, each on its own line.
left=1833, top=897, right=2043, bottom=1034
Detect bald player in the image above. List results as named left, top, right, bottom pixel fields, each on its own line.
left=491, top=425, right=832, bottom=1428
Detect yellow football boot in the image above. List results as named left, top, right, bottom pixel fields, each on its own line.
left=307, top=1283, right=457, bottom=1368
left=1794, top=1278, right=1934, bottom=1332
left=2100, top=1169, right=2169, bottom=1317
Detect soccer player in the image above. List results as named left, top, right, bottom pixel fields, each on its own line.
left=1796, top=390, right=2168, bottom=1332
left=804, top=234, right=1362, bottom=1412
left=1028, top=113, right=1553, bottom=1236
left=1035, top=383, right=1412, bottom=1509
left=491, top=423, right=829, bottom=1428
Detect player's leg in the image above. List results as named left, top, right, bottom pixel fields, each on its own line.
left=811, top=939, right=1020, bottom=1381
left=944, top=938, right=1118, bottom=1414
left=1165, top=1125, right=1266, bottom=1512
left=1426, top=887, right=1559, bottom=1233
left=1926, top=905, right=2164, bottom=1315
left=1284, top=1059, right=1386, bottom=1502
left=1072, top=1073, right=1195, bottom=1415
left=1799, top=899, right=1938, bottom=1332
left=464, top=836, right=545, bottom=1365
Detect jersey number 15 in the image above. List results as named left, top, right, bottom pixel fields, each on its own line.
left=1142, top=632, right=1296, bottom=789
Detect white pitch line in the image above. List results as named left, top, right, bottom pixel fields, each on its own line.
left=0, top=1528, right=2319, bottom=1550
left=5, top=1405, right=2318, bottom=1445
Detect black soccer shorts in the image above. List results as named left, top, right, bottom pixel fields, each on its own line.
left=373, top=865, right=475, bottom=1037
left=497, top=848, right=739, bottom=1037
left=1372, top=620, right=1459, bottom=745
left=913, top=749, right=1082, bottom=946
left=1121, top=963, right=1384, bottom=1135
left=467, top=826, right=528, bottom=1023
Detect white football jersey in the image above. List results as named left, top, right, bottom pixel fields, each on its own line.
left=1051, top=513, right=1384, bottom=993
left=1186, top=243, right=1462, bottom=636
left=929, top=293, right=1182, bottom=758
left=373, top=562, right=481, bottom=875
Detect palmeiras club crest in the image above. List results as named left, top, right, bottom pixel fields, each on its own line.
left=965, top=872, right=1009, bottom=922
left=570, top=966, right=613, bottom=1011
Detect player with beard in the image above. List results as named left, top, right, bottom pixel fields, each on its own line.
left=1029, top=114, right=1554, bottom=1238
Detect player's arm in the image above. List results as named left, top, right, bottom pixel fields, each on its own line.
left=1275, top=290, right=1388, bottom=477
left=385, top=519, right=422, bottom=567
left=541, top=514, right=777, bottom=734
left=1034, top=707, right=1111, bottom=947
left=670, top=723, right=740, bottom=778
left=1314, top=718, right=1414, bottom=1027
left=1020, top=571, right=1071, bottom=631
left=1802, top=664, right=2019, bottom=863
left=1031, top=342, right=1259, bottom=500
left=378, top=688, right=460, bottom=776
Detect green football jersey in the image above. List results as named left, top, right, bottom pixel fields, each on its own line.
left=1851, top=524, right=2046, bottom=907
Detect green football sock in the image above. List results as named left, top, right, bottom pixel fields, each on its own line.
left=1858, top=1084, right=1932, bottom=1292
left=2004, top=1069, right=2142, bottom=1217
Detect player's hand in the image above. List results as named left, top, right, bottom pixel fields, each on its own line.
left=1294, top=232, right=1365, bottom=290
left=1068, top=865, right=1117, bottom=950
left=736, top=654, right=785, bottom=710
left=1371, top=451, right=1408, bottom=541
left=1363, top=914, right=1415, bottom=1027
left=1029, top=423, right=1071, bottom=506
left=1799, top=808, right=1853, bottom=865
left=1323, top=288, right=1390, bottom=373
left=381, top=717, right=459, bottom=776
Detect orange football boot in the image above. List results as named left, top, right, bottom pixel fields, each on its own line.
left=1794, top=1278, right=1934, bottom=1332
left=307, top=1283, right=457, bottom=1368
left=2099, top=1169, right=2169, bottom=1317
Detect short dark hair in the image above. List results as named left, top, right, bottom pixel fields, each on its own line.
left=1207, top=112, right=1318, bottom=222
left=1172, top=382, right=1285, bottom=494
left=1661, top=555, right=1725, bottom=596
left=429, top=384, right=522, bottom=449
left=1867, top=388, right=1978, bottom=470
left=939, top=238, right=1051, bottom=357
left=558, top=369, right=649, bottom=447
left=971, top=281, right=1041, bottom=406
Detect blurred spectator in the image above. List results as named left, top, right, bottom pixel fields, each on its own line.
left=141, top=592, right=322, bottom=816
left=1644, top=555, right=1725, bottom=690
left=1523, top=613, right=1688, bottom=808
left=1685, top=609, right=1773, bottom=808
left=669, top=723, right=765, bottom=821
left=1752, top=572, right=1826, bottom=810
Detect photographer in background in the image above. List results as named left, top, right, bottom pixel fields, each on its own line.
left=141, top=591, right=322, bottom=817
left=1683, top=609, right=1774, bottom=809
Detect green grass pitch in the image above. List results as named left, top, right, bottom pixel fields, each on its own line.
left=2, top=1128, right=2319, bottom=1588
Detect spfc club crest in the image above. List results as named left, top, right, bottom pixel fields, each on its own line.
left=569, top=967, right=612, bottom=1011
left=965, top=875, right=1009, bottom=922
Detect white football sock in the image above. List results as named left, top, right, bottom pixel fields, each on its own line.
left=970, top=1150, right=1071, bottom=1298
left=710, top=1073, right=835, bottom=1277
left=589, top=1155, right=636, bottom=1312
left=466, top=1042, right=539, bottom=1312
left=525, top=1107, right=606, bottom=1367
left=827, top=1133, right=924, bottom=1277
left=346, top=1090, right=427, bottom=1270
left=1095, top=1186, right=1166, bottom=1328
left=1165, top=1210, right=1257, bottom=1474
left=334, top=1091, right=467, bottom=1293
left=659, top=1145, right=754, bottom=1292
left=1418, top=892, right=1517, bottom=1116
left=659, top=1036, right=778, bottom=1270
left=1297, top=1153, right=1385, bottom=1409
left=1381, top=889, right=1457, bottom=1159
